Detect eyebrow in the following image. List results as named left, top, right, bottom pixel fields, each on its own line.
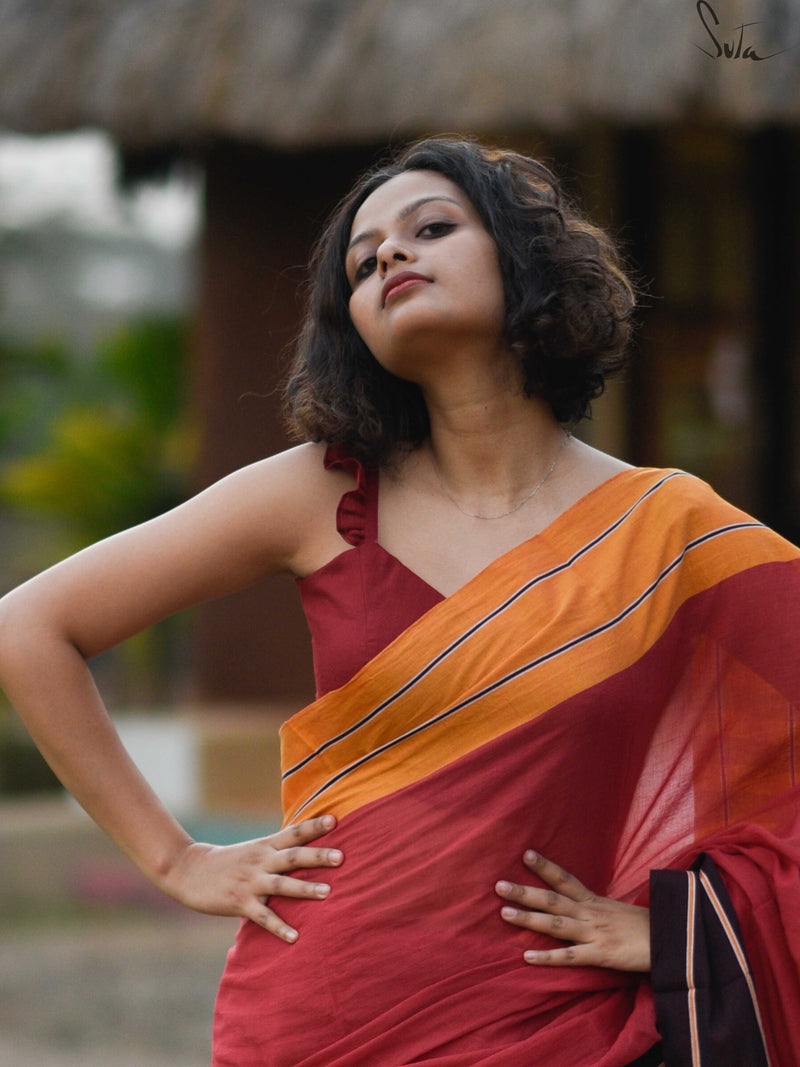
left=346, top=195, right=463, bottom=255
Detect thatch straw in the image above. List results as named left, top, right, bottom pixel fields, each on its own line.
left=1, top=0, right=798, bottom=148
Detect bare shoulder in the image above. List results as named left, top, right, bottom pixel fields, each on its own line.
left=552, top=437, right=632, bottom=509
left=569, top=438, right=632, bottom=479
left=217, top=440, right=329, bottom=517
left=188, top=440, right=351, bottom=572
left=247, top=440, right=355, bottom=508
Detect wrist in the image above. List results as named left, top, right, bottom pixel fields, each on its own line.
left=131, top=822, right=197, bottom=897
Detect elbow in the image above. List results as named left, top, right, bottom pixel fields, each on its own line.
left=0, top=578, right=89, bottom=679
left=0, top=587, right=59, bottom=672
left=0, top=583, right=91, bottom=664
left=0, top=589, right=28, bottom=671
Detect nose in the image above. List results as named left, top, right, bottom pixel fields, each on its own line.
left=377, top=236, right=412, bottom=275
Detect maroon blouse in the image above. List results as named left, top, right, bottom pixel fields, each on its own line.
left=296, top=447, right=445, bottom=697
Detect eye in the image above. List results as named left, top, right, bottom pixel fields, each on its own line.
left=352, top=255, right=377, bottom=284
left=418, top=220, right=456, bottom=239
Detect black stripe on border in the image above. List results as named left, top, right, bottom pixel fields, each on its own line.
left=284, top=472, right=697, bottom=781
left=288, top=521, right=761, bottom=819
left=651, top=856, right=770, bottom=1066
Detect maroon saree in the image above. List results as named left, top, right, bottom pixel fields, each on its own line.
left=213, top=469, right=800, bottom=1065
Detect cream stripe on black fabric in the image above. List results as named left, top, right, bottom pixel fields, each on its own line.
left=651, top=856, right=771, bottom=1067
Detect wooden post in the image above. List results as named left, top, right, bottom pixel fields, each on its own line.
left=191, top=141, right=376, bottom=706
left=750, top=127, right=800, bottom=543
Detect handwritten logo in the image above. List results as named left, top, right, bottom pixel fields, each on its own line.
left=695, top=0, right=788, bottom=60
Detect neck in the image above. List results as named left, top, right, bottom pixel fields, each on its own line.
left=423, top=389, right=568, bottom=519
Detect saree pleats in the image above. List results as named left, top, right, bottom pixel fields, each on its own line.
left=213, top=469, right=800, bottom=1066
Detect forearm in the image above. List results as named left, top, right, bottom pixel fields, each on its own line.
left=0, top=621, right=192, bottom=891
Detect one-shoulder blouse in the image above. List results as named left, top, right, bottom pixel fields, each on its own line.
left=296, top=446, right=445, bottom=697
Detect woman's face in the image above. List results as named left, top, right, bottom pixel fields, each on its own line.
left=344, top=169, right=506, bottom=382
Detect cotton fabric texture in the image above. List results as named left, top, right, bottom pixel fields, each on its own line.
left=213, top=467, right=800, bottom=1066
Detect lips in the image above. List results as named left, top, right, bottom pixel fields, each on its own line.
left=381, top=271, right=431, bottom=306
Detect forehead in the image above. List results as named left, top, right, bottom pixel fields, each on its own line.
left=349, top=170, right=473, bottom=237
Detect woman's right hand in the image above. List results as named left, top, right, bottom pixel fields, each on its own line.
left=160, top=814, right=343, bottom=942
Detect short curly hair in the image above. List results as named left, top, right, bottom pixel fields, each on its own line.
left=284, top=136, right=635, bottom=467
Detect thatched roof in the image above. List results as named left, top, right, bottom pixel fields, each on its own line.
left=1, top=0, right=799, bottom=149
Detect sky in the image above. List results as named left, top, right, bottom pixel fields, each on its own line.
left=0, top=130, right=201, bottom=341
left=0, top=129, right=201, bottom=249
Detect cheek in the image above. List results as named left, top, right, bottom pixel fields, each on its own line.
left=457, top=264, right=506, bottom=329
left=348, top=293, right=381, bottom=354
left=347, top=295, right=368, bottom=344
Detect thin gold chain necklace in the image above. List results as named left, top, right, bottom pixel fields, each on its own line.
left=431, top=431, right=570, bottom=521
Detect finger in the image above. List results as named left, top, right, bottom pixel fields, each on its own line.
left=268, top=814, right=337, bottom=850
left=523, top=945, right=593, bottom=967
left=500, top=905, right=588, bottom=943
left=523, top=851, right=595, bottom=904
left=259, top=873, right=332, bottom=900
left=495, top=880, right=576, bottom=915
left=243, top=901, right=300, bottom=944
left=271, top=844, right=344, bottom=872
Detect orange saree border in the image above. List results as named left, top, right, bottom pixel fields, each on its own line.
left=280, top=468, right=799, bottom=825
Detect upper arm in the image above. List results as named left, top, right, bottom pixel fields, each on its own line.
left=0, top=442, right=339, bottom=659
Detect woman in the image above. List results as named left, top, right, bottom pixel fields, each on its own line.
left=0, top=137, right=798, bottom=1065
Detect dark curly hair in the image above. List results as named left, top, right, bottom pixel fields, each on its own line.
left=284, top=136, right=635, bottom=467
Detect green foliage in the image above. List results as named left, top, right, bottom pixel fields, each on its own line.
left=0, top=336, right=73, bottom=458
left=0, top=318, right=195, bottom=716
left=0, top=317, right=194, bottom=550
left=97, top=317, right=188, bottom=435
left=0, top=727, right=61, bottom=795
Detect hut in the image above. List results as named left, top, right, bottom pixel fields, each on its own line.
left=1, top=0, right=799, bottom=711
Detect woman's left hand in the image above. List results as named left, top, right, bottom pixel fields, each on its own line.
left=496, top=850, right=651, bottom=973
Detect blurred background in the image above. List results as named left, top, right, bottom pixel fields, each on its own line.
left=0, top=0, right=798, bottom=1062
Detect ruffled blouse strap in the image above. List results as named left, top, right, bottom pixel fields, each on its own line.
left=324, top=444, right=379, bottom=547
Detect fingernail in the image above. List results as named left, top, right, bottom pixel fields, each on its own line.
left=524, top=850, right=538, bottom=864
left=314, top=883, right=330, bottom=898
left=285, top=929, right=298, bottom=943
left=496, top=880, right=513, bottom=893
left=501, top=906, right=518, bottom=919
left=524, top=950, right=541, bottom=963
left=321, top=815, right=335, bottom=829
left=329, top=850, right=343, bottom=864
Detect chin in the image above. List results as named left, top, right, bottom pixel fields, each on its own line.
left=370, top=339, right=445, bottom=384
left=370, top=315, right=497, bottom=367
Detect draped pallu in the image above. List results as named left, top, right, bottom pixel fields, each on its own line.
left=213, top=469, right=800, bottom=1066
